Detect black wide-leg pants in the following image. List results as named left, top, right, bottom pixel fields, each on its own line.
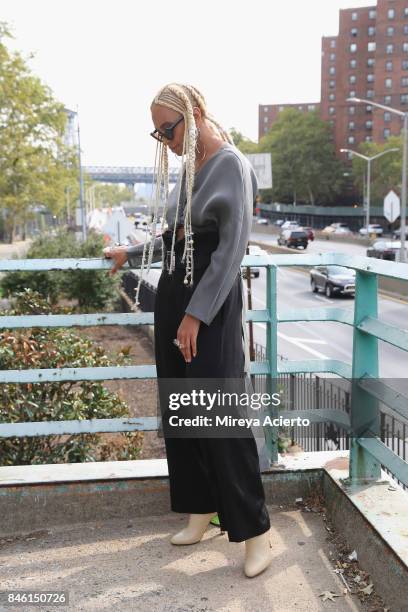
left=153, top=250, right=271, bottom=543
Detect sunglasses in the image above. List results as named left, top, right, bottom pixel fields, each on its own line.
left=150, top=115, right=184, bottom=142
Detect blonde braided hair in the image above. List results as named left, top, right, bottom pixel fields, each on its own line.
left=133, top=83, right=232, bottom=311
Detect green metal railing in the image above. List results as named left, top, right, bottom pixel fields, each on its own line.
left=0, top=251, right=407, bottom=487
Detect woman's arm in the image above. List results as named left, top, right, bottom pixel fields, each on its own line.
left=184, top=151, right=257, bottom=326
left=125, top=236, right=163, bottom=268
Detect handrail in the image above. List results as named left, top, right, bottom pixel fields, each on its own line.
left=1, top=251, right=407, bottom=486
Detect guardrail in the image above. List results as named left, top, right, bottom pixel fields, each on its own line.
left=0, top=252, right=407, bottom=487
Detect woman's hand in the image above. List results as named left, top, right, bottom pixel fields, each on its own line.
left=103, top=245, right=131, bottom=276
left=176, top=313, right=201, bottom=362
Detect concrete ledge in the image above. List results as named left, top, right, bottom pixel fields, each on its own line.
left=323, top=465, right=408, bottom=612
left=1, top=450, right=407, bottom=610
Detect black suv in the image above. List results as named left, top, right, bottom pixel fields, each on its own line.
left=277, top=229, right=308, bottom=249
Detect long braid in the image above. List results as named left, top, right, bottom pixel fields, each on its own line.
left=134, top=82, right=230, bottom=296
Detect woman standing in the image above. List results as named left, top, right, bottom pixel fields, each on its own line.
left=104, top=83, right=272, bottom=578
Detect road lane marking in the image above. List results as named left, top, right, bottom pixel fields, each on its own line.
left=314, top=294, right=335, bottom=304
left=254, top=322, right=330, bottom=359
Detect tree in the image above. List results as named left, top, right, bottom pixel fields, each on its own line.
left=258, top=109, right=345, bottom=205
left=229, top=128, right=259, bottom=154
left=0, top=22, right=78, bottom=242
left=89, top=182, right=134, bottom=208
left=349, top=136, right=402, bottom=206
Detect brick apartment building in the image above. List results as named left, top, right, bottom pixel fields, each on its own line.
left=258, top=102, right=320, bottom=141
left=260, top=0, right=408, bottom=156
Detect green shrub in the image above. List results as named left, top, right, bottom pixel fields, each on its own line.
left=0, top=229, right=117, bottom=312
left=0, top=289, right=142, bottom=466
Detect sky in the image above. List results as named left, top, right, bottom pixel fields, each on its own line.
left=2, top=0, right=375, bottom=167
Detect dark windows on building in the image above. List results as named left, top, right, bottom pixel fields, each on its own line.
left=369, top=9, right=376, bottom=19
left=349, top=74, right=356, bottom=84
left=388, top=8, right=395, bottom=19
left=402, top=77, right=408, bottom=87
left=401, top=94, right=408, bottom=104
left=367, top=74, right=374, bottom=82
left=386, top=43, right=394, bottom=54
left=365, top=120, right=373, bottom=129
left=368, top=26, right=376, bottom=36
left=350, top=58, right=357, bottom=68
left=351, top=11, right=358, bottom=21
left=384, top=128, right=391, bottom=138
left=351, top=28, right=358, bottom=37
left=384, top=95, right=392, bottom=104
left=329, top=80, right=335, bottom=88
left=384, top=112, right=391, bottom=122
left=387, top=26, right=395, bottom=37
left=385, top=77, right=393, bottom=89
left=367, top=57, right=375, bottom=67
left=368, top=42, right=376, bottom=52
left=386, top=60, right=393, bottom=71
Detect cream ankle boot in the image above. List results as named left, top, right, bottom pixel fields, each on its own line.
left=244, top=529, right=273, bottom=578
left=170, top=512, right=218, bottom=545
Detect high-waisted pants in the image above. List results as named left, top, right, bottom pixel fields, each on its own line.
left=153, top=234, right=270, bottom=543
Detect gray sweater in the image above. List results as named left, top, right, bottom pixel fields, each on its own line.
left=126, top=142, right=258, bottom=326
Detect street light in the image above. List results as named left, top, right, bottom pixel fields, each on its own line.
left=340, top=147, right=399, bottom=233
left=346, top=97, right=407, bottom=261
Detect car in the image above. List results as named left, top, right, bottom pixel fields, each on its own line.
left=310, top=265, right=356, bottom=298
left=242, top=267, right=260, bottom=279
left=274, top=219, right=285, bottom=227
left=359, top=224, right=384, bottom=236
left=256, top=217, right=269, bottom=225
left=281, top=220, right=300, bottom=230
left=367, top=240, right=401, bottom=261
left=241, top=244, right=264, bottom=279
left=277, top=229, right=308, bottom=249
left=302, top=226, right=315, bottom=241
left=136, top=220, right=149, bottom=229
left=322, top=223, right=352, bottom=235
left=392, top=227, right=408, bottom=239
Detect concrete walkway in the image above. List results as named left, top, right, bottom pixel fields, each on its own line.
left=0, top=505, right=364, bottom=612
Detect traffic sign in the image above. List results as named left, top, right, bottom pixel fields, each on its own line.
left=384, top=190, right=400, bottom=223
left=245, top=153, right=273, bottom=189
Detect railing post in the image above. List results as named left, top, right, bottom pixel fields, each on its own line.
left=349, top=270, right=381, bottom=483
left=264, top=264, right=279, bottom=464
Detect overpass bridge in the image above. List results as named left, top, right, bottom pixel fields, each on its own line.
left=0, top=251, right=407, bottom=610
left=84, top=165, right=180, bottom=186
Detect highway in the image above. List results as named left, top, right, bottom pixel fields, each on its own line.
left=246, top=235, right=408, bottom=378
left=131, top=228, right=408, bottom=377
